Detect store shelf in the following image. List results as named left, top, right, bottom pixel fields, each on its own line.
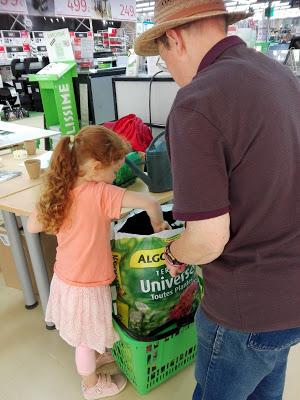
left=95, top=29, right=128, bottom=56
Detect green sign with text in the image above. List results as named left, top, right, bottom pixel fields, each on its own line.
left=29, top=61, right=79, bottom=136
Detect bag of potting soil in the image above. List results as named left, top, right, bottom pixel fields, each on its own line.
left=111, top=205, right=203, bottom=336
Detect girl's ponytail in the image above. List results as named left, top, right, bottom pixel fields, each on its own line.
left=36, top=125, right=130, bottom=234
left=37, top=136, right=78, bottom=234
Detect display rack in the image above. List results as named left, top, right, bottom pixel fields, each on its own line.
left=95, top=29, right=128, bottom=55
left=70, top=31, right=94, bottom=69
left=30, top=31, right=48, bottom=59
left=0, top=30, right=31, bottom=64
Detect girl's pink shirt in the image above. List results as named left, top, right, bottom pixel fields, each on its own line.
left=54, top=181, right=125, bottom=287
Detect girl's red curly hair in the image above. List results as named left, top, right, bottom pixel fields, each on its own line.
left=37, top=125, right=130, bottom=234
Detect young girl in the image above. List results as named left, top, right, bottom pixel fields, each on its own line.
left=28, top=125, right=168, bottom=399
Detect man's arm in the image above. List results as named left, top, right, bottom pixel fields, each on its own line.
left=170, top=213, right=230, bottom=265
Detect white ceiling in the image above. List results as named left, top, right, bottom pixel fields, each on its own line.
left=135, top=1, right=300, bottom=19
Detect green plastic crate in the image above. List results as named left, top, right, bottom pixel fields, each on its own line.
left=112, top=318, right=197, bottom=395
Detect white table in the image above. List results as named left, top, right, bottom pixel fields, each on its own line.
left=0, top=121, right=60, bottom=149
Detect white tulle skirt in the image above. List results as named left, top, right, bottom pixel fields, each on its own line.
left=45, top=274, right=119, bottom=353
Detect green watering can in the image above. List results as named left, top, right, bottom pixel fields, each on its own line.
left=114, top=152, right=144, bottom=188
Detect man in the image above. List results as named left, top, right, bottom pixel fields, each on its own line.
left=134, top=1, right=300, bottom=399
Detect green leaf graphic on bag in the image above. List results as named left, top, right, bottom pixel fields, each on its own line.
left=111, top=206, right=203, bottom=336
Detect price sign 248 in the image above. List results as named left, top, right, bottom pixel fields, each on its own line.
left=120, top=3, right=135, bottom=18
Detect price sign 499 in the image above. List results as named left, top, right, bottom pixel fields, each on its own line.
left=67, top=0, right=87, bottom=13
left=54, top=0, right=92, bottom=17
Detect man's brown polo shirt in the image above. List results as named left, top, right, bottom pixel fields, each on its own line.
left=166, top=36, right=300, bottom=332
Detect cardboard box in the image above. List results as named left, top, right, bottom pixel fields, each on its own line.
left=0, top=225, right=57, bottom=294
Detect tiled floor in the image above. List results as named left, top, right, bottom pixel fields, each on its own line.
left=0, top=277, right=299, bottom=400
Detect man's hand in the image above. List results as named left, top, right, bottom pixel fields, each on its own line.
left=165, top=255, right=187, bottom=277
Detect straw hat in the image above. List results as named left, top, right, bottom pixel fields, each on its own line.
left=134, top=0, right=252, bottom=56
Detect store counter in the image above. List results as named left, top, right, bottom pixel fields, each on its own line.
left=0, top=174, right=173, bottom=327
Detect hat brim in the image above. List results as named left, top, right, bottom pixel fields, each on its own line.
left=134, top=11, right=253, bottom=56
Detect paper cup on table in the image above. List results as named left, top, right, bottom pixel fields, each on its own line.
left=24, top=140, right=36, bottom=155
left=24, top=159, right=41, bottom=180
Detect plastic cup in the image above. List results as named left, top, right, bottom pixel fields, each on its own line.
left=24, top=140, right=36, bottom=156
left=24, top=159, right=41, bottom=179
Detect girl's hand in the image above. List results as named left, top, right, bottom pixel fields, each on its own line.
left=122, top=192, right=170, bottom=233
left=152, top=220, right=171, bottom=233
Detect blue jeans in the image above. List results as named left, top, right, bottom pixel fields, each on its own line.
left=193, top=307, right=300, bottom=400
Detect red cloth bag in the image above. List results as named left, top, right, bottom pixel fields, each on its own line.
left=103, top=114, right=153, bottom=152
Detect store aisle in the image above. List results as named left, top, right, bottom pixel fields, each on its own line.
left=0, top=276, right=299, bottom=400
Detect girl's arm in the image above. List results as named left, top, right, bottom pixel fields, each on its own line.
left=122, top=191, right=169, bottom=233
left=27, top=208, right=43, bottom=233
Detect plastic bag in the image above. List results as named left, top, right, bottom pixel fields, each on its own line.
left=103, top=114, right=153, bottom=152
left=111, top=205, right=202, bottom=336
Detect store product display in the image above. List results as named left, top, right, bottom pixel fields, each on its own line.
left=2, top=106, right=29, bottom=122
left=0, top=88, right=18, bottom=116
